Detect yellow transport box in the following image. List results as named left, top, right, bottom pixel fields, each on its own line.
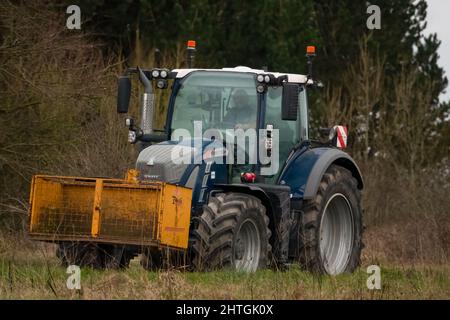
left=28, top=174, right=192, bottom=249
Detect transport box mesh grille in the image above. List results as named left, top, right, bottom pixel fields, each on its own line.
left=29, top=176, right=161, bottom=244
left=99, top=187, right=158, bottom=240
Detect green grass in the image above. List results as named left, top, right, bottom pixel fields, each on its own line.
left=0, top=254, right=448, bottom=299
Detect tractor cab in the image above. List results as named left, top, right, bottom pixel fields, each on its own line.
left=118, top=65, right=312, bottom=187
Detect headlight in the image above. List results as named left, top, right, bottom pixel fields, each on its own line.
left=264, top=75, right=270, bottom=83
left=256, top=84, right=266, bottom=93
left=125, top=117, right=134, bottom=127
left=156, top=79, right=168, bottom=89
left=257, top=74, right=264, bottom=83
left=151, top=69, right=160, bottom=78
left=160, top=70, right=168, bottom=78
left=128, top=130, right=137, bottom=144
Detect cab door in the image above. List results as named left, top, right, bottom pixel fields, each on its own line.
left=262, top=85, right=308, bottom=183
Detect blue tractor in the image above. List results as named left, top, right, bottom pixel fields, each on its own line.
left=115, top=42, right=364, bottom=275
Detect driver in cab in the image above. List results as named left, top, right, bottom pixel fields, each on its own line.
left=224, top=89, right=257, bottom=130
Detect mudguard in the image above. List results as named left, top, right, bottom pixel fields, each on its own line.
left=279, top=147, right=363, bottom=200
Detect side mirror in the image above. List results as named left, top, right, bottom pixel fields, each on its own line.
left=281, top=83, right=299, bottom=120
left=117, top=76, right=131, bottom=113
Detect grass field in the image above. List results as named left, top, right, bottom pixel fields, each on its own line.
left=0, top=237, right=448, bottom=300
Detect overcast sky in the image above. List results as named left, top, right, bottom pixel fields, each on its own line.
left=425, top=0, right=450, bottom=101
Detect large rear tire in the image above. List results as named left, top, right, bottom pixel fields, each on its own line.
left=190, top=193, right=271, bottom=272
left=298, top=165, right=363, bottom=275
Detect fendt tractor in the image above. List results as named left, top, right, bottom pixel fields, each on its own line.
left=28, top=41, right=364, bottom=275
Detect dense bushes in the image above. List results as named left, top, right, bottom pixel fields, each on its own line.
left=0, top=2, right=133, bottom=229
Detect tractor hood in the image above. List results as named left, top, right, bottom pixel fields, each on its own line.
left=136, top=138, right=221, bottom=184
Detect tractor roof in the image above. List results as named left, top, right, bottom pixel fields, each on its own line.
left=172, top=66, right=311, bottom=84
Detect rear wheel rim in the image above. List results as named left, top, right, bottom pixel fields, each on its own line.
left=319, top=193, right=354, bottom=275
left=233, top=219, right=261, bottom=272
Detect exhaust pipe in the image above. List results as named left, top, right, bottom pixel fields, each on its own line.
left=138, top=67, right=154, bottom=135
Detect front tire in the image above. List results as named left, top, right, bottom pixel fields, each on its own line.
left=298, top=165, right=363, bottom=275
left=190, top=193, right=271, bottom=272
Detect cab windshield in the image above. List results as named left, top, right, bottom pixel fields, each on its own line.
left=171, top=71, right=258, bottom=135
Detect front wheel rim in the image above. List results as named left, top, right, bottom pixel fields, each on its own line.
left=319, top=193, right=354, bottom=275
left=233, top=219, right=261, bottom=272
